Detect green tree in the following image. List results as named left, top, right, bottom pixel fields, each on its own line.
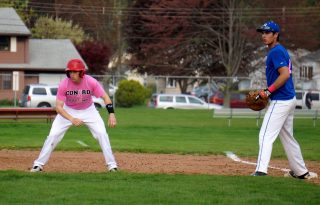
left=32, top=16, right=88, bottom=44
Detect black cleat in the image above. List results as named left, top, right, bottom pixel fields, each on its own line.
left=30, top=165, right=43, bottom=172
left=284, top=170, right=318, bottom=179
left=251, top=171, right=267, bottom=176
left=109, top=168, right=118, bottom=172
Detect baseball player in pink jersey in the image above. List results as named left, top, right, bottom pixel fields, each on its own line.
left=252, top=21, right=317, bottom=179
left=30, top=59, right=118, bottom=172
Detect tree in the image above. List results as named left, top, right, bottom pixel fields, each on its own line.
left=35, top=0, right=131, bottom=48
left=125, top=0, right=223, bottom=93
left=32, top=16, right=87, bottom=44
left=194, top=0, right=252, bottom=107
left=249, top=0, right=320, bottom=50
left=76, top=40, right=112, bottom=75
left=125, top=0, right=255, bottom=105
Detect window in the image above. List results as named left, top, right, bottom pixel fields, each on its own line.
left=188, top=97, right=203, bottom=104
left=299, top=66, right=313, bottom=80
left=0, top=36, right=10, bottom=51
left=166, top=78, right=176, bottom=88
left=159, top=96, right=173, bottom=102
left=32, top=88, right=47, bottom=95
left=311, top=93, right=319, bottom=101
left=0, top=72, right=12, bottom=89
left=23, top=85, right=30, bottom=94
left=175, top=96, right=186, bottom=103
left=50, top=88, right=58, bottom=96
left=296, top=92, right=303, bottom=100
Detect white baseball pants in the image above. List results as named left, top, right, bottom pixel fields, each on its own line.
left=255, top=98, right=308, bottom=175
left=33, top=104, right=117, bottom=170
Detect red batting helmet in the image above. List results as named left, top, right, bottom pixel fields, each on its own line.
left=66, top=59, right=85, bottom=78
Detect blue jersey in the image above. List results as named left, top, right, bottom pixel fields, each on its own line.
left=266, top=44, right=295, bottom=100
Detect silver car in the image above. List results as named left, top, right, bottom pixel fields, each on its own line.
left=19, top=84, right=105, bottom=108
left=150, top=94, right=221, bottom=110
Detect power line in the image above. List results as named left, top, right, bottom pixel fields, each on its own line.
left=23, top=1, right=320, bottom=13
left=1, top=2, right=320, bottom=43
left=3, top=1, right=320, bottom=17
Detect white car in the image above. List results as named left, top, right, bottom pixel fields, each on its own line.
left=19, top=84, right=105, bottom=108
left=149, top=94, right=221, bottom=110
left=295, top=90, right=320, bottom=109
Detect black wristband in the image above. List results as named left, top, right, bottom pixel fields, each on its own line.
left=106, top=104, right=115, bottom=114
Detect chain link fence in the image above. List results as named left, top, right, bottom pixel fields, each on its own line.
left=0, top=72, right=319, bottom=106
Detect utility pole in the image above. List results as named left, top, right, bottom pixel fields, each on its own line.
left=116, top=0, right=123, bottom=75
left=113, top=0, right=123, bottom=106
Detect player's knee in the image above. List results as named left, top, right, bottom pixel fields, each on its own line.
left=92, top=129, right=107, bottom=139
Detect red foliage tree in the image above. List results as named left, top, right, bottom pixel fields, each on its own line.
left=76, top=40, right=112, bottom=75
left=125, top=0, right=255, bottom=94
left=249, top=0, right=320, bottom=50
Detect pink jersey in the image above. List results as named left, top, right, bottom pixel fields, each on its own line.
left=57, top=75, right=106, bottom=110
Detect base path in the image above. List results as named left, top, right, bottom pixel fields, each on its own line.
left=0, top=150, right=319, bottom=183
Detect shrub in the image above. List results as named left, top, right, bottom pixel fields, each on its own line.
left=115, top=80, right=150, bottom=107
left=145, top=83, right=157, bottom=97
left=0, top=99, right=15, bottom=106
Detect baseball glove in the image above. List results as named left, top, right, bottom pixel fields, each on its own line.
left=246, top=90, right=268, bottom=111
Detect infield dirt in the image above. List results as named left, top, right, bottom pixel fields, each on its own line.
left=0, top=150, right=319, bottom=184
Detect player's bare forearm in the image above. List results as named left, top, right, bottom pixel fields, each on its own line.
left=100, top=93, right=116, bottom=127
left=271, top=66, right=290, bottom=89
left=101, top=93, right=113, bottom=105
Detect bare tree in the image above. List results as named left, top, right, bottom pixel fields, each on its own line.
left=125, top=0, right=255, bottom=98
left=196, top=0, right=248, bottom=107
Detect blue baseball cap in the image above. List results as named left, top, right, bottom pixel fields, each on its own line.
left=257, top=21, right=280, bottom=33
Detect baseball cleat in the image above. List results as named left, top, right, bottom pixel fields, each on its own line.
left=284, top=171, right=318, bottom=179
left=30, top=165, right=43, bottom=172
left=109, top=168, right=118, bottom=172
left=251, top=171, right=267, bottom=176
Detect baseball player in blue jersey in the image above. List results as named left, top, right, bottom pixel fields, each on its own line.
left=252, top=21, right=317, bottom=179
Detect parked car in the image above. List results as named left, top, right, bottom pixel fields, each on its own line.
left=148, top=93, right=221, bottom=110
left=108, top=84, right=118, bottom=97
left=295, top=90, right=320, bottom=109
left=191, top=84, right=219, bottom=102
left=209, top=91, right=248, bottom=108
left=19, top=84, right=105, bottom=108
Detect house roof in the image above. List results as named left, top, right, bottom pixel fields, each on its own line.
left=0, top=8, right=31, bottom=36
left=0, top=39, right=86, bottom=71
left=299, top=49, right=320, bottom=62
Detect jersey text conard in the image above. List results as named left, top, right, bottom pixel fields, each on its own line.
left=66, top=90, right=91, bottom=95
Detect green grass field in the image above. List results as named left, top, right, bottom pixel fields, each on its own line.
left=0, top=107, right=319, bottom=204
left=0, top=107, right=319, bottom=159
left=0, top=171, right=319, bottom=205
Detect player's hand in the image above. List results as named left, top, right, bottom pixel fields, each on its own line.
left=108, top=113, right=117, bottom=128
left=256, top=89, right=271, bottom=101
left=71, top=118, right=84, bottom=127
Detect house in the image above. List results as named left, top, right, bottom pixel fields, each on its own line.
left=248, top=47, right=320, bottom=91
left=297, top=49, right=320, bottom=90
left=108, top=52, right=185, bottom=94
left=0, top=8, right=85, bottom=101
